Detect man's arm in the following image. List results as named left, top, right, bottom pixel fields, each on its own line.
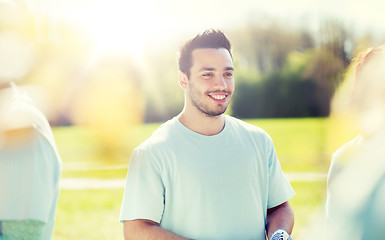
left=123, top=219, right=191, bottom=240
left=266, top=201, right=294, bottom=239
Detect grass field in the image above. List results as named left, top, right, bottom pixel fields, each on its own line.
left=52, top=117, right=355, bottom=239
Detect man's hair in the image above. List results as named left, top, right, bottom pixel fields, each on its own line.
left=178, top=29, right=232, bottom=78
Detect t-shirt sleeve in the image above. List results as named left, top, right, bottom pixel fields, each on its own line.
left=120, top=146, right=165, bottom=223
left=266, top=136, right=295, bottom=209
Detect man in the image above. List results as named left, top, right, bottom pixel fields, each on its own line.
left=120, top=29, right=294, bottom=240
left=0, top=32, right=62, bottom=240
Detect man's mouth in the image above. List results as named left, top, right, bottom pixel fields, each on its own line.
left=208, top=92, right=230, bottom=103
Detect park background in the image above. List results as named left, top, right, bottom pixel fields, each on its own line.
left=1, top=0, right=385, bottom=239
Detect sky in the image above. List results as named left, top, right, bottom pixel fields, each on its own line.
left=21, top=0, right=385, bottom=48
left=20, top=0, right=385, bottom=30
left=4, top=0, right=385, bottom=56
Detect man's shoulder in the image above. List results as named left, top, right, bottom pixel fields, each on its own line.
left=136, top=118, right=179, bottom=152
left=226, top=115, right=270, bottom=137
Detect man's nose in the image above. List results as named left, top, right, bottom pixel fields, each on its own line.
left=214, top=75, right=227, bottom=88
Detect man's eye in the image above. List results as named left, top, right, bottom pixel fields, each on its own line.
left=202, top=73, right=213, bottom=77
left=224, top=72, right=233, bottom=78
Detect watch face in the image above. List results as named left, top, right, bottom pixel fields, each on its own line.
left=271, top=229, right=292, bottom=240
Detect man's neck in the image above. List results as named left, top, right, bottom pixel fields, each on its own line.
left=177, top=108, right=225, bottom=136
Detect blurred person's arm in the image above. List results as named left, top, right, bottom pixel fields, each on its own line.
left=266, top=201, right=294, bottom=239
left=123, top=219, right=191, bottom=240
left=1, top=127, right=36, bottom=149
left=0, top=110, right=36, bottom=150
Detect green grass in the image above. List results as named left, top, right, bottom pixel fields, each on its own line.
left=61, top=168, right=128, bottom=179
left=245, top=118, right=329, bottom=172
left=54, top=189, right=124, bottom=240
left=52, top=117, right=347, bottom=239
left=289, top=180, right=327, bottom=239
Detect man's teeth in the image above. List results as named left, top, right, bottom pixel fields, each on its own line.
left=211, top=95, right=226, bottom=100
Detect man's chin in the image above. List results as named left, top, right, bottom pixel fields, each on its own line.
left=203, top=108, right=228, bottom=117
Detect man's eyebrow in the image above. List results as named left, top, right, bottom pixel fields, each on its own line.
left=199, top=67, right=216, bottom=72
left=198, top=67, right=234, bottom=72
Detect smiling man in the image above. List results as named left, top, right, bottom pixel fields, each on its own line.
left=120, top=29, right=295, bottom=240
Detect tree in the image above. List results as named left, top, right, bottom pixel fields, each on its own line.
left=302, top=49, right=345, bottom=116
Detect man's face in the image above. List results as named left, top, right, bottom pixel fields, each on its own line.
left=186, top=48, right=234, bottom=117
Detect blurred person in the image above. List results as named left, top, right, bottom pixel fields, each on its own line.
left=326, top=45, right=385, bottom=240
left=120, top=29, right=294, bottom=240
left=0, top=31, right=62, bottom=240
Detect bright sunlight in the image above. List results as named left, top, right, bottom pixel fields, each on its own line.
left=78, top=1, right=159, bottom=58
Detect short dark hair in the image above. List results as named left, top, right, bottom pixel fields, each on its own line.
left=178, top=29, right=232, bottom=77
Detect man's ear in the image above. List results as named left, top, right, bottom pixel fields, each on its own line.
left=178, top=71, right=189, bottom=90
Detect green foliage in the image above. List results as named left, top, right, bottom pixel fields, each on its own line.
left=231, top=51, right=314, bottom=118
left=231, top=45, right=347, bottom=119
left=281, top=51, right=312, bottom=77
left=302, top=49, right=346, bottom=116
left=229, top=19, right=315, bottom=75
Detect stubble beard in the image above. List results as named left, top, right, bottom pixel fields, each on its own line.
left=189, top=90, right=230, bottom=117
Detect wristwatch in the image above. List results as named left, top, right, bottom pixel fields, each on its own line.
left=270, top=229, right=292, bottom=240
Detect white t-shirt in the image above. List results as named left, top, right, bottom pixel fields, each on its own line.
left=326, top=135, right=363, bottom=219
left=326, top=130, right=385, bottom=240
left=120, top=115, right=294, bottom=240
left=0, top=83, right=62, bottom=240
